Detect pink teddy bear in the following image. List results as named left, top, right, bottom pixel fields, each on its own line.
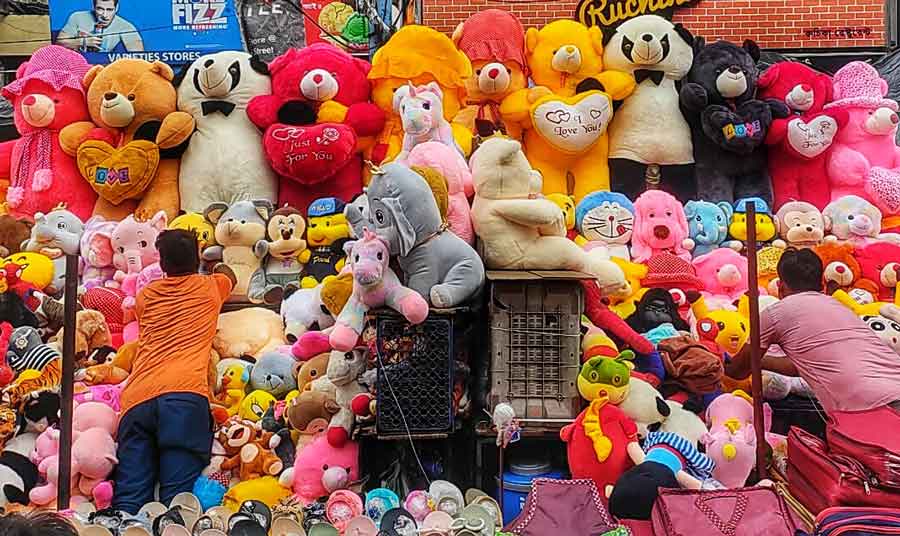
left=631, top=190, right=694, bottom=262
left=692, top=248, right=750, bottom=303
left=825, top=62, right=900, bottom=228
left=329, top=229, right=429, bottom=352
left=121, top=262, right=165, bottom=343
left=291, top=435, right=359, bottom=505
left=406, top=141, right=475, bottom=244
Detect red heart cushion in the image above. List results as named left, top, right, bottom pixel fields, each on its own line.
left=262, top=122, right=357, bottom=184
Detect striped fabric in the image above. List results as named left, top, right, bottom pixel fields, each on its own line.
left=8, top=344, right=59, bottom=373
left=644, top=431, right=716, bottom=479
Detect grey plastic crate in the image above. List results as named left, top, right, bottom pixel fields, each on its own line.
left=488, top=275, right=584, bottom=422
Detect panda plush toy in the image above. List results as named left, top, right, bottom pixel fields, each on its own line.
left=0, top=432, right=38, bottom=506
left=604, top=15, right=697, bottom=202
left=175, top=51, right=278, bottom=213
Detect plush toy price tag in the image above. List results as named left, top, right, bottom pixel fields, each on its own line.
left=262, top=122, right=357, bottom=184
left=76, top=140, right=160, bottom=205
left=787, top=115, right=838, bottom=158
left=531, top=91, right=612, bottom=154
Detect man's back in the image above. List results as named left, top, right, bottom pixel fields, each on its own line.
left=760, top=291, right=900, bottom=412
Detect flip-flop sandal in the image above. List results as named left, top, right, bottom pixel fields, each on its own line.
left=403, top=490, right=432, bottom=523
left=154, top=509, right=187, bottom=536
left=197, top=531, right=227, bottom=536
left=463, top=491, right=502, bottom=528
left=76, top=503, right=97, bottom=516
left=204, top=507, right=232, bottom=527
left=192, top=515, right=224, bottom=536
left=325, top=490, right=363, bottom=532
left=79, top=526, right=114, bottom=536
left=306, top=523, right=339, bottom=536
left=140, top=503, right=168, bottom=520
left=171, top=493, right=202, bottom=519
left=380, top=508, right=418, bottom=536
left=343, top=516, right=377, bottom=536
left=271, top=516, right=306, bottom=536
left=418, top=510, right=453, bottom=535
left=228, top=520, right=267, bottom=536
left=365, top=488, right=399, bottom=526
left=450, top=504, right=494, bottom=536
left=162, top=525, right=191, bottom=536
left=226, top=514, right=255, bottom=533
left=122, top=527, right=152, bottom=536
left=237, top=501, right=272, bottom=532
left=428, top=481, right=463, bottom=517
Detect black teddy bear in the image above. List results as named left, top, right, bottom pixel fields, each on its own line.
left=680, top=38, right=790, bottom=205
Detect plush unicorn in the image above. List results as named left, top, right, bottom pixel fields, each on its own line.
left=394, top=82, right=462, bottom=163
left=329, top=229, right=429, bottom=352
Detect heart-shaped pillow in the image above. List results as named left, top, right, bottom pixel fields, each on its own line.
left=787, top=115, right=838, bottom=158
left=530, top=91, right=612, bottom=154
left=867, top=167, right=900, bottom=214
left=77, top=140, right=160, bottom=205
left=262, top=122, right=357, bottom=184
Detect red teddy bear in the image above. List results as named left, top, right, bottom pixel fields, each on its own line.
left=758, top=62, right=848, bottom=211
left=854, top=241, right=900, bottom=302
left=248, top=44, right=384, bottom=214
left=0, top=45, right=97, bottom=221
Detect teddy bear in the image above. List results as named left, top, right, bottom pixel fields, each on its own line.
left=59, top=58, right=195, bottom=222
left=603, top=15, right=697, bottom=202
left=22, top=206, right=83, bottom=294
left=406, top=141, right=475, bottom=244
left=773, top=200, right=825, bottom=248
left=630, top=190, right=694, bottom=262
left=451, top=9, right=529, bottom=141
left=248, top=351, right=298, bottom=399
left=0, top=45, right=97, bottom=220
left=367, top=25, right=473, bottom=164
left=575, top=191, right=634, bottom=258
left=47, top=310, right=112, bottom=370
left=291, top=435, right=359, bottom=505
left=500, top=20, right=636, bottom=201
left=816, top=241, right=862, bottom=293
left=213, top=307, right=286, bottom=359
left=0, top=216, right=32, bottom=259
left=203, top=200, right=273, bottom=300
left=692, top=248, right=750, bottom=303
left=248, top=205, right=308, bottom=304
left=758, top=61, right=845, bottom=210
left=684, top=200, right=733, bottom=257
left=822, top=195, right=896, bottom=246
left=680, top=39, right=789, bottom=205
left=247, top=44, right=384, bottom=215
left=854, top=241, right=900, bottom=302
left=175, top=51, right=278, bottom=213
left=216, top=418, right=283, bottom=482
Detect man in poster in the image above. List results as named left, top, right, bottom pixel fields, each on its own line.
left=57, top=0, right=144, bottom=52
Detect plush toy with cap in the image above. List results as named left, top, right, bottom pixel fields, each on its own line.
left=0, top=45, right=97, bottom=220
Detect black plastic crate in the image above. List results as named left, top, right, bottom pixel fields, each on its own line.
left=375, top=311, right=456, bottom=435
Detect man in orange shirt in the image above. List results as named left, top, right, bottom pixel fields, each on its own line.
left=112, top=229, right=234, bottom=514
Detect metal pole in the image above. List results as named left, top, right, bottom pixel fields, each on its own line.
left=56, top=254, right=79, bottom=511
left=745, top=204, right=768, bottom=481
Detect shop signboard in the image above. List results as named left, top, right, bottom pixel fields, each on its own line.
left=239, top=0, right=305, bottom=62
left=576, top=0, right=699, bottom=33
left=49, top=0, right=245, bottom=65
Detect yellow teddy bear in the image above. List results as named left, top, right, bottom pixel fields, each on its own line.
left=500, top=20, right=635, bottom=202
left=367, top=25, right=474, bottom=164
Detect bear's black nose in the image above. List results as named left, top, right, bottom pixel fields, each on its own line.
left=104, top=92, right=117, bottom=101
left=641, top=33, right=653, bottom=42
left=204, top=59, right=214, bottom=68
left=728, top=66, right=742, bottom=74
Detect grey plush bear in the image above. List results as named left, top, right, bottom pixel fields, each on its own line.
left=22, top=206, right=84, bottom=295
left=367, top=163, right=485, bottom=308
left=248, top=351, right=298, bottom=399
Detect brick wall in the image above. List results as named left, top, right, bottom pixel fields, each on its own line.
left=423, top=0, right=887, bottom=49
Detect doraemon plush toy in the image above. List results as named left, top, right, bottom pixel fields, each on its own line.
left=575, top=191, right=635, bottom=259
left=176, top=51, right=277, bottom=213
left=604, top=15, right=697, bottom=202
left=684, top=200, right=733, bottom=256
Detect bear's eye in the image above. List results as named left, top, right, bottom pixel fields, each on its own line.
left=649, top=213, right=655, bottom=218
left=848, top=215, right=855, bottom=220
left=475, top=69, right=481, bottom=76
left=377, top=251, right=383, bottom=261
left=127, top=94, right=135, bottom=101
left=240, top=220, right=246, bottom=224
left=139, top=241, right=147, bottom=248
left=423, top=102, right=431, bottom=110
left=506, top=68, right=512, bottom=74
left=666, top=210, right=672, bottom=217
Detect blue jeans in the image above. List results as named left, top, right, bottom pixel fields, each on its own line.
left=112, top=393, right=213, bottom=514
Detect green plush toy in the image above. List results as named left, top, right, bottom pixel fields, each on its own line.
left=577, top=350, right=635, bottom=405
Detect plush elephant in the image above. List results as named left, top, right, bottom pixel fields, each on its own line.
left=366, top=163, right=484, bottom=308
left=22, top=207, right=84, bottom=294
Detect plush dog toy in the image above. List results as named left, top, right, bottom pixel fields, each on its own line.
left=630, top=190, right=694, bottom=262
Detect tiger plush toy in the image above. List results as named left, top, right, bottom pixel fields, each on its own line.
left=2, top=359, right=61, bottom=408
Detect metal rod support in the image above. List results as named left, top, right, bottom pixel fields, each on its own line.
left=745, top=204, right=768, bottom=481
left=56, top=254, right=79, bottom=511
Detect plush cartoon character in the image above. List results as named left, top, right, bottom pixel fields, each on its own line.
left=291, top=435, right=359, bottom=505
left=693, top=248, right=750, bottom=303
left=329, top=229, right=428, bottom=352
left=238, top=390, right=277, bottom=423
left=680, top=39, right=788, bottom=205
left=203, top=200, right=273, bottom=300
left=22, top=206, right=83, bottom=295
left=630, top=190, right=694, bottom=262
left=369, top=162, right=485, bottom=308
left=300, top=197, right=351, bottom=289
left=854, top=241, right=900, bottom=302
left=758, top=62, right=844, bottom=210
left=216, top=363, right=249, bottom=417
left=773, top=200, right=825, bottom=248
left=451, top=9, right=529, bottom=140
left=575, top=191, right=634, bottom=258
left=406, top=141, right=475, bottom=244
left=247, top=44, right=384, bottom=215
left=815, top=241, right=861, bottom=293
left=0, top=45, right=97, bottom=220
left=79, top=216, right=117, bottom=290
left=824, top=62, right=900, bottom=229
left=393, top=82, right=463, bottom=163
left=248, top=206, right=307, bottom=304
left=728, top=197, right=779, bottom=250
left=626, top=288, right=690, bottom=335
left=59, top=59, right=194, bottom=221
left=684, top=200, right=732, bottom=257
left=822, top=195, right=893, bottom=246
left=175, top=51, right=277, bottom=213
left=169, top=212, right=216, bottom=254
left=604, top=15, right=697, bottom=201
left=1, top=252, right=53, bottom=293
left=689, top=295, right=749, bottom=357
left=500, top=20, right=635, bottom=201
left=547, top=193, right=578, bottom=241
left=367, top=25, right=473, bottom=164
left=609, top=257, right=650, bottom=318
left=103, top=212, right=168, bottom=294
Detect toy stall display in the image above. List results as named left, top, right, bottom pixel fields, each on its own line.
left=0, top=10, right=898, bottom=535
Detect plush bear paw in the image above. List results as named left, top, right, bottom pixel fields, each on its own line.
left=430, top=285, right=454, bottom=309
left=32, top=169, right=52, bottom=192
left=351, top=393, right=374, bottom=417
left=327, top=426, right=349, bottom=447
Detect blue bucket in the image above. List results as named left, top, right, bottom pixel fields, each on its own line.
left=497, top=462, right=563, bottom=523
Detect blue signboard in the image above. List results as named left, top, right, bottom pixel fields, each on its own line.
left=49, top=0, right=246, bottom=65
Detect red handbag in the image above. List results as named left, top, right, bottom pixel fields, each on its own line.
left=650, top=486, right=798, bottom=536
left=827, top=406, right=900, bottom=488
left=788, top=426, right=900, bottom=514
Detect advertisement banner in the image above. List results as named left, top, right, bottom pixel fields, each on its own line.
left=238, top=0, right=305, bottom=63
left=49, top=0, right=246, bottom=65
left=576, top=0, right=699, bottom=34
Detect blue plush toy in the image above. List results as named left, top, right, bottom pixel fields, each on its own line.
left=684, top=200, right=733, bottom=257
left=575, top=191, right=636, bottom=260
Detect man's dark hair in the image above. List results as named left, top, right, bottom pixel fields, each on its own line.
left=156, top=229, right=200, bottom=276
left=777, top=247, right=823, bottom=293
left=0, top=512, right=79, bottom=536
left=94, top=0, right=119, bottom=6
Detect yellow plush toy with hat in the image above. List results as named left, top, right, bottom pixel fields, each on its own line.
left=608, top=257, right=649, bottom=319
left=500, top=20, right=635, bottom=201
left=170, top=212, right=216, bottom=251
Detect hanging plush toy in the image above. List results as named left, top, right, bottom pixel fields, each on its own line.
left=603, top=15, right=697, bottom=201
left=680, top=39, right=789, bottom=205
left=684, top=200, right=733, bottom=257
left=0, top=45, right=97, bottom=220
left=300, top=197, right=351, bottom=289
left=176, top=51, right=278, bottom=213
left=575, top=191, right=634, bottom=258
left=248, top=206, right=308, bottom=304
left=630, top=190, right=694, bottom=262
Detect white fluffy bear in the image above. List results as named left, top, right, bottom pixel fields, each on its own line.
left=604, top=15, right=696, bottom=202
left=470, top=137, right=628, bottom=293
left=176, top=51, right=278, bottom=212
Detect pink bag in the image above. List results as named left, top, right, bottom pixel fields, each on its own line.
left=827, top=406, right=900, bottom=488
left=502, top=478, right=625, bottom=535
left=651, top=486, right=798, bottom=536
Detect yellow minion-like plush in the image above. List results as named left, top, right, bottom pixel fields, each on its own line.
left=300, top=197, right=352, bottom=289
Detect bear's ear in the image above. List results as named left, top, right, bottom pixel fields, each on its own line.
left=353, top=57, right=371, bottom=77
left=451, top=22, right=465, bottom=46
left=82, top=65, right=104, bottom=90
left=692, top=36, right=706, bottom=57
left=742, top=39, right=761, bottom=63
left=672, top=23, right=694, bottom=47
left=588, top=26, right=605, bottom=56
left=171, top=63, right=191, bottom=89
left=757, top=65, right=779, bottom=90
left=150, top=61, right=175, bottom=82
left=525, top=27, right=540, bottom=54
left=250, top=55, right=270, bottom=76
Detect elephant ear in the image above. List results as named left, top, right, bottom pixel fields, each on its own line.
left=684, top=201, right=697, bottom=219
left=717, top=201, right=734, bottom=221
left=148, top=210, right=168, bottom=233
left=380, top=197, right=417, bottom=257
